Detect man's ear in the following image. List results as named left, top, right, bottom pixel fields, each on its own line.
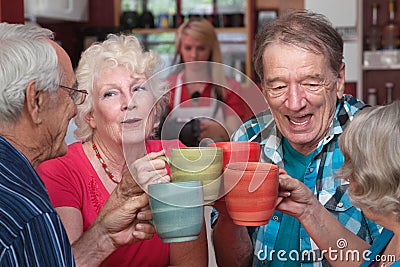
left=25, top=81, right=45, bottom=124
left=336, top=63, right=346, bottom=99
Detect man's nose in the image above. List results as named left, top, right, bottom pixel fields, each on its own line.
left=286, top=84, right=306, bottom=110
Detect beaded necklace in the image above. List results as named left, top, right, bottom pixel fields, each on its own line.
left=92, top=142, right=120, bottom=184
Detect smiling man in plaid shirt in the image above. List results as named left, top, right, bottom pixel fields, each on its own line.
left=211, top=11, right=381, bottom=267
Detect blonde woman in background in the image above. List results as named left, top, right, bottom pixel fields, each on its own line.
left=161, top=17, right=251, bottom=146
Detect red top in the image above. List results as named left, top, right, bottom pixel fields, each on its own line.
left=167, top=73, right=252, bottom=121
left=37, top=140, right=184, bottom=267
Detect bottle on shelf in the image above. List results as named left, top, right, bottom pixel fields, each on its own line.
left=366, top=3, right=382, bottom=51
left=381, top=0, right=400, bottom=50
left=120, top=0, right=140, bottom=29
left=385, top=82, right=395, bottom=104
left=368, top=88, right=378, bottom=106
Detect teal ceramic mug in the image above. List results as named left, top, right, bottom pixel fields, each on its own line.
left=148, top=180, right=204, bottom=243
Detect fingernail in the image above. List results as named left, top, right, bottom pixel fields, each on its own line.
left=137, top=213, right=145, bottom=220
left=133, top=231, right=141, bottom=237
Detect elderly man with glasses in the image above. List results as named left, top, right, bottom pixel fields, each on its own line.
left=60, top=83, right=88, bottom=105
left=0, top=22, right=154, bottom=266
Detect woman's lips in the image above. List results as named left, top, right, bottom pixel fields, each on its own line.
left=122, top=118, right=141, bottom=125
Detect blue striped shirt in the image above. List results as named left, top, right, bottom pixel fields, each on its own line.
left=212, top=95, right=382, bottom=267
left=0, top=136, right=75, bottom=266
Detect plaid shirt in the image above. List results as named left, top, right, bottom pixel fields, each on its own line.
left=212, top=95, right=381, bottom=267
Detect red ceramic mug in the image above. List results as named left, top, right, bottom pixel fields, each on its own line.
left=208, top=141, right=261, bottom=170
left=223, top=162, right=279, bottom=226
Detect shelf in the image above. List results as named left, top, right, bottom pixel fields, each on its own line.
left=117, top=0, right=254, bottom=78
left=131, top=27, right=247, bottom=35
left=363, top=65, right=400, bottom=70
left=134, top=40, right=246, bottom=45
left=360, top=0, right=400, bottom=104
left=363, top=50, right=400, bottom=71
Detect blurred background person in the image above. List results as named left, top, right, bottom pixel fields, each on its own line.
left=160, top=17, right=251, bottom=147
left=37, top=33, right=208, bottom=267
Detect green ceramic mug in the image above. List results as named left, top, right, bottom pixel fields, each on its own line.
left=159, top=147, right=223, bottom=204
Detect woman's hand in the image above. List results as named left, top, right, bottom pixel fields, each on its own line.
left=126, top=150, right=171, bottom=192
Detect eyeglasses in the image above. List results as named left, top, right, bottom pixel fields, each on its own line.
left=60, top=85, right=88, bottom=105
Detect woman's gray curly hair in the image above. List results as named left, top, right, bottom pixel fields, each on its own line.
left=74, top=33, right=169, bottom=141
left=339, top=101, right=400, bottom=219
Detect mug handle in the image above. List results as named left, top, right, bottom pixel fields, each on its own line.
left=158, top=155, right=170, bottom=166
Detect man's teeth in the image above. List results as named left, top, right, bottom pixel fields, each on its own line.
left=290, top=117, right=308, bottom=125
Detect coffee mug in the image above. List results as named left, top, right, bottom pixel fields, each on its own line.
left=159, top=147, right=223, bottom=204
left=208, top=141, right=261, bottom=170
left=223, top=162, right=279, bottom=226
left=148, top=180, right=204, bottom=243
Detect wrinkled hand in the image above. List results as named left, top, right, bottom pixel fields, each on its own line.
left=123, top=150, right=171, bottom=195
left=199, top=119, right=229, bottom=142
left=90, top=193, right=155, bottom=249
left=88, top=150, right=170, bottom=247
left=276, top=170, right=315, bottom=219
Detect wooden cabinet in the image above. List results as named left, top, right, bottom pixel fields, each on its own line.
left=0, top=0, right=24, bottom=23
left=360, top=0, right=400, bottom=105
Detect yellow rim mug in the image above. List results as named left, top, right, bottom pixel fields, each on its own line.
left=159, top=147, right=223, bottom=204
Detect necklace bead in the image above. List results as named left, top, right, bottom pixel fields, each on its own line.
left=92, top=142, right=119, bottom=184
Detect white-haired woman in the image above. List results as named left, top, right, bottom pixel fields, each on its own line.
left=37, top=34, right=208, bottom=267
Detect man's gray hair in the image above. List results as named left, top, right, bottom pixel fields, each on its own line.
left=0, top=23, right=62, bottom=122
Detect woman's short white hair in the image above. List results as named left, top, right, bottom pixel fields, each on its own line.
left=339, top=101, right=400, bottom=219
left=74, top=33, right=169, bottom=141
left=0, top=23, right=61, bottom=123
